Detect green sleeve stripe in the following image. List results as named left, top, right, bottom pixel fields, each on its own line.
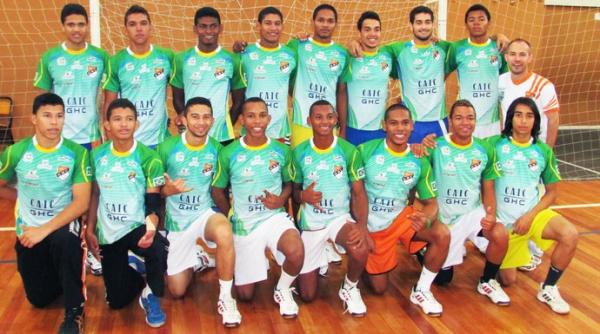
left=211, top=157, right=223, bottom=187
left=33, top=59, right=45, bottom=87
left=145, top=158, right=162, bottom=187
left=239, top=58, right=247, bottom=86
left=350, top=150, right=359, bottom=180
left=102, top=59, right=112, bottom=90
left=0, top=146, right=12, bottom=174
left=548, top=158, right=562, bottom=181
left=80, top=150, right=89, bottom=183
left=169, top=55, right=177, bottom=84
left=424, top=166, right=434, bottom=196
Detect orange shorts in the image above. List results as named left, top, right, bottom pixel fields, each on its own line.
left=365, top=206, right=427, bottom=275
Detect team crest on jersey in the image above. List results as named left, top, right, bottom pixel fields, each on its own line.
left=402, top=171, right=414, bottom=185
left=304, top=156, right=312, bottom=165
left=528, top=159, right=539, bottom=172
left=23, top=152, right=33, bottom=163
left=433, top=50, right=441, bottom=61
left=490, top=55, right=498, bottom=65
left=333, top=165, right=344, bottom=178
left=470, top=159, right=482, bottom=172
left=154, top=67, right=165, bottom=80
left=280, top=61, right=290, bottom=73
left=55, top=166, right=70, bottom=181
left=381, top=62, right=389, bottom=71
left=214, top=67, right=226, bottom=80
left=87, top=65, right=98, bottom=78
left=128, top=171, right=136, bottom=182
left=57, top=57, right=66, bottom=66
left=38, top=159, right=52, bottom=170
left=202, top=163, right=214, bottom=176
left=329, top=59, right=340, bottom=71
left=268, top=160, right=280, bottom=174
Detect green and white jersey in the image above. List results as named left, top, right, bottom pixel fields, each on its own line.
left=157, top=133, right=222, bottom=232
left=341, top=47, right=393, bottom=130
left=240, top=43, right=297, bottom=138
left=0, top=136, right=90, bottom=236
left=103, top=45, right=174, bottom=146
left=91, top=141, right=165, bottom=244
left=388, top=40, right=451, bottom=122
left=170, top=46, right=244, bottom=142
left=288, top=38, right=349, bottom=127
left=491, top=136, right=561, bottom=226
left=446, top=39, right=508, bottom=125
left=359, top=139, right=435, bottom=232
left=427, top=135, right=499, bottom=225
left=34, top=43, right=109, bottom=144
left=292, top=137, right=365, bottom=230
left=212, top=137, right=293, bottom=236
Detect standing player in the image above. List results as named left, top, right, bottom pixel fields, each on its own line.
left=0, top=93, right=90, bottom=334
left=339, top=11, right=394, bottom=146
left=446, top=4, right=508, bottom=138
left=157, top=97, right=241, bottom=327
left=171, top=7, right=245, bottom=143
left=211, top=97, right=305, bottom=318
left=293, top=100, right=370, bottom=316
left=239, top=6, right=297, bottom=143
left=102, top=5, right=174, bottom=148
left=426, top=100, right=510, bottom=305
left=86, top=99, right=168, bottom=328
left=34, top=3, right=107, bottom=276
left=493, top=97, right=577, bottom=314
left=359, top=103, right=450, bottom=316
left=499, top=39, right=559, bottom=147
left=288, top=4, right=349, bottom=147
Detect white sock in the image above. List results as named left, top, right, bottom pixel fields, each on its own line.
left=416, top=267, right=437, bottom=292
left=219, top=279, right=233, bottom=300
left=343, top=275, right=358, bottom=289
left=276, top=270, right=297, bottom=290
left=141, top=285, right=153, bottom=299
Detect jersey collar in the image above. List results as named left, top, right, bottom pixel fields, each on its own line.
left=127, top=44, right=153, bottom=59
left=411, top=40, right=432, bottom=49
left=33, top=135, right=63, bottom=153
left=195, top=45, right=221, bottom=57
left=240, top=136, right=270, bottom=151
left=310, top=136, right=337, bottom=154
left=182, top=132, right=208, bottom=151
left=384, top=140, right=410, bottom=157
left=467, top=38, right=491, bottom=47
left=510, top=71, right=534, bottom=85
left=111, top=140, right=137, bottom=157
left=446, top=133, right=473, bottom=149
left=309, top=37, right=334, bottom=47
left=62, top=42, right=88, bottom=55
left=256, top=41, right=281, bottom=52
left=509, top=136, right=533, bottom=148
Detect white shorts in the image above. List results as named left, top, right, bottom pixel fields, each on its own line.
left=473, top=121, right=501, bottom=139
left=300, top=214, right=353, bottom=274
left=166, top=209, right=218, bottom=276
left=233, top=212, right=297, bottom=286
left=442, top=206, right=486, bottom=268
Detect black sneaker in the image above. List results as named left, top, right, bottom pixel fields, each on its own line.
left=58, top=306, right=84, bottom=334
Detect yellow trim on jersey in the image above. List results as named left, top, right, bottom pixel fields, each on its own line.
left=128, top=45, right=153, bottom=59
left=310, top=38, right=334, bottom=48
left=110, top=141, right=136, bottom=157
left=310, top=137, right=336, bottom=154
left=412, top=40, right=431, bottom=49
left=33, top=136, right=61, bottom=153
left=196, top=45, right=220, bottom=58
left=64, top=43, right=88, bottom=55
left=182, top=132, right=207, bottom=151
left=510, top=138, right=532, bottom=148
left=241, top=136, right=269, bottom=151
left=384, top=141, right=409, bottom=157
left=257, top=42, right=281, bottom=52
left=362, top=50, right=377, bottom=57
left=468, top=38, right=491, bottom=47
left=447, top=135, right=473, bottom=149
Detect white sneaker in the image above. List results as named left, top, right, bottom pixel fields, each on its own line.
left=410, top=286, right=443, bottom=317
left=217, top=298, right=242, bottom=327
left=537, top=284, right=570, bottom=314
left=518, top=253, right=542, bottom=272
left=477, top=279, right=510, bottom=306
left=325, top=242, right=342, bottom=264
left=193, top=245, right=216, bottom=272
left=338, top=284, right=367, bottom=317
left=273, top=287, right=299, bottom=318
left=86, top=250, right=102, bottom=276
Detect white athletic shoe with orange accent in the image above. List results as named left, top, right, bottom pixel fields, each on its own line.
left=477, top=279, right=510, bottom=306
left=410, top=286, right=443, bottom=317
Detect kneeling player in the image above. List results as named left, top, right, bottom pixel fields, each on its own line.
left=211, top=97, right=305, bottom=318
left=293, top=100, right=371, bottom=316
left=0, top=93, right=90, bottom=334
left=426, top=100, right=510, bottom=305
left=86, top=99, right=168, bottom=328
left=158, top=97, right=240, bottom=326
left=494, top=97, right=577, bottom=314
left=359, top=104, right=450, bottom=316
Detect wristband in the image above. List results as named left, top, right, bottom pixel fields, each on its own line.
left=145, top=216, right=156, bottom=232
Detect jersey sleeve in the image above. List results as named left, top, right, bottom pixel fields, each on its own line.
left=142, top=149, right=166, bottom=188
left=291, top=150, right=304, bottom=185
left=211, top=148, right=231, bottom=188
left=0, top=144, right=19, bottom=181
left=445, top=41, right=458, bottom=74
left=340, top=57, right=352, bottom=83
left=169, top=51, right=184, bottom=89
left=481, top=140, right=500, bottom=181
left=102, top=54, right=121, bottom=92
left=281, top=145, right=293, bottom=183
left=33, top=51, right=53, bottom=90
left=72, top=145, right=92, bottom=184
left=340, top=141, right=365, bottom=182
left=230, top=51, right=245, bottom=90
left=416, top=157, right=436, bottom=199
left=540, top=144, right=561, bottom=185
left=540, top=82, right=560, bottom=113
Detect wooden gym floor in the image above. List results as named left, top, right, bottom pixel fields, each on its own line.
left=0, top=181, right=598, bottom=333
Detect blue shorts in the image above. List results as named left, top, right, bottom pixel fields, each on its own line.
left=409, top=118, right=448, bottom=144
left=346, top=127, right=386, bottom=146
